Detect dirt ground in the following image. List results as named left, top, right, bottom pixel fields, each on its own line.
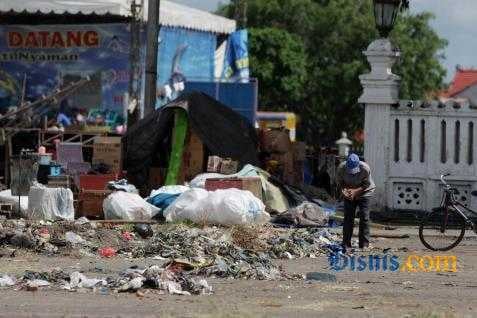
left=0, top=226, right=476, bottom=318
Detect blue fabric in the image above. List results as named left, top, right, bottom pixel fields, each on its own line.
left=147, top=192, right=181, bottom=210
left=222, top=30, right=250, bottom=81
left=57, top=113, right=72, bottom=127
left=156, top=27, right=216, bottom=108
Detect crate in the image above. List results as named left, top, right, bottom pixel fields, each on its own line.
left=78, top=190, right=112, bottom=219
left=205, top=177, right=262, bottom=201
left=79, top=174, right=117, bottom=191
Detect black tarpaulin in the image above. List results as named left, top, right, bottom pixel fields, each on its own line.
left=125, top=91, right=259, bottom=189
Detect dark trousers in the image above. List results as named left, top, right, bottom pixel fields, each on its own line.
left=342, top=196, right=370, bottom=248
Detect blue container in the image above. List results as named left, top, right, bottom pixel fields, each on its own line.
left=49, top=165, right=62, bottom=177
left=183, top=80, right=258, bottom=124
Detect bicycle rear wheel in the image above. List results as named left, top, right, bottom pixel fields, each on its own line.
left=419, top=207, right=466, bottom=251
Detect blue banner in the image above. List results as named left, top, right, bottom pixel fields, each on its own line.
left=0, top=24, right=130, bottom=112
left=156, top=27, right=216, bottom=107
left=222, top=29, right=250, bottom=82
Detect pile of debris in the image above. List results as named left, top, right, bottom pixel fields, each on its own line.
left=1, top=219, right=340, bottom=284
left=0, top=263, right=212, bottom=296
left=133, top=225, right=284, bottom=280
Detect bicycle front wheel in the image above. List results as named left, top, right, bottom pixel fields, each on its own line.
left=419, top=207, right=466, bottom=251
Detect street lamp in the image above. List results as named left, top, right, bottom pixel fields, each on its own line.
left=373, top=0, right=408, bottom=38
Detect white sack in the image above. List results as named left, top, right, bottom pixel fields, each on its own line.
left=0, top=190, right=28, bottom=214
left=27, top=186, right=74, bottom=221
left=147, top=185, right=190, bottom=200
left=103, top=191, right=160, bottom=220
left=163, top=188, right=269, bottom=225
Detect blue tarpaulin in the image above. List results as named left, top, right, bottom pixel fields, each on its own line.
left=222, top=29, right=250, bottom=81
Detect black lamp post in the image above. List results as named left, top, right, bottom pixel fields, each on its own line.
left=373, top=0, right=409, bottom=38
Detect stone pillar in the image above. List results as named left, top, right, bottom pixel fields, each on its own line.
left=358, top=38, right=400, bottom=211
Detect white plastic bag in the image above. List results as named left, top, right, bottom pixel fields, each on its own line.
left=147, top=185, right=190, bottom=200
left=27, top=186, right=74, bottom=221
left=103, top=191, right=160, bottom=220
left=163, top=188, right=269, bottom=225
left=0, top=190, right=28, bottom=214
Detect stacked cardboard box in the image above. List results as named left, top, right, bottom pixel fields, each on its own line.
left=92, top=137, right=122, bottom=173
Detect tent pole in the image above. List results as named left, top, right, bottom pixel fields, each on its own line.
left=165, top=109, right=188, bottom=185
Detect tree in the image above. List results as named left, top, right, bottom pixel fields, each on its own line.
left=248, top=28, right=308, bottom=111
left=219, top=0, right=448, bottom=145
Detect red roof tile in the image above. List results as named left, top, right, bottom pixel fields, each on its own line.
left=443, top=68, right=477, bottom=97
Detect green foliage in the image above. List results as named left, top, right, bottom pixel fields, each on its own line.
left=219, top=0, right=448, bottom=144
left=248, top=27, right=308, bottom=110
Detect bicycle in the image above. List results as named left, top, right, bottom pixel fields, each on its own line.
left=419, top=174, right=477, bottom=251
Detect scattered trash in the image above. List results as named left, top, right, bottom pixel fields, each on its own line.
left=0, top=274, right=16, bottom=287
left=98, top=247, right=117, bottom=258
left=75, top=217, right=90, bottom=225
left=272, top=202, right=329, bottom=227
left=305, top=272, right=337, bottom=282
left=134, top=224, right=153, bottom=239
left=65, top=232, right=85, bottom=245
left=121, top=231, right=134, bottom=241
left=65, top=271, right=105, bottom=289
left=25, top=279, right=50, bottom=291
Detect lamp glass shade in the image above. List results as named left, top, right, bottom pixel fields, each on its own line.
left=373, top=0, right=401, bottom=37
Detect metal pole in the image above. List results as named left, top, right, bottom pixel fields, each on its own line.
left=143, top=0, right=160, bottom=117
left=127, top=0, right=143, bottom=128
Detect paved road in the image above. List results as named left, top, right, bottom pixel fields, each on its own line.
left=0, top=226, right=476, bottom=317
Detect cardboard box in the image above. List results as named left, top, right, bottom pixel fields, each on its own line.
left=220, top=158, right=238, bottom=175
left=184, top=131, right=204, bottom=180
left=207, top=156, right=222, bottom=173
left=78, top=189, right=112, bottom=219
left=93, top=137, right=122, bottom=173
left=205, top=177, right=262, bottom=201
left=262, top=129, right=292, bottom=153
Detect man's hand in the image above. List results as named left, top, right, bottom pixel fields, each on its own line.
left=348, top=188, right=364, bottom=200
left=342, top=188, right=353, bottom=200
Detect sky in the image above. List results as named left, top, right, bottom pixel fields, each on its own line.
left=173, top=0, right=477, bottom=82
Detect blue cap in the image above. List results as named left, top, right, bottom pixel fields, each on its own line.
left=346, top=153, right=360, bottom=174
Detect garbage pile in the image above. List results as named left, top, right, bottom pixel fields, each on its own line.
left=133, top=225, right=283, bottom=280
left=0, top=264, right=212, bottom=296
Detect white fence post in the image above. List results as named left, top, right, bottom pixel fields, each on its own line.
left=359, top=39, right=401, bottom=211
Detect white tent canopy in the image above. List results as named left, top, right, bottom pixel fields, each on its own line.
left=0, top=0, right=236, bottom=34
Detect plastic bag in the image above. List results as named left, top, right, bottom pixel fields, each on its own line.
left=163, top=188, right=269, bottom=225
left=0, top=190, right=28, bottom=214
left=103, top=191, right=160, bottom=220
left=27, top=185, right=74, bottom=221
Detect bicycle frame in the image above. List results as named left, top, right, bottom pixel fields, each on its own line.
left=440, top=175, right=476, bottom=233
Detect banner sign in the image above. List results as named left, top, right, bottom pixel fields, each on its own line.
left=156, top=27, right=216, bottom=107
left=0, top=24, right=130, bottom=112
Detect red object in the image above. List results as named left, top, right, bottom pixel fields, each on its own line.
left=39, top=228, right=49, bottom=235
left=122, top=231, right=133, bottom=241
left=442, top=68, right=477, bottom=97
left=99, top=247, right=117, bottom=258
left=79, top=174, right=117, bottom=191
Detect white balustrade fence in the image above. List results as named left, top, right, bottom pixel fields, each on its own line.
left=383, top=99, right=477, bottom=212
